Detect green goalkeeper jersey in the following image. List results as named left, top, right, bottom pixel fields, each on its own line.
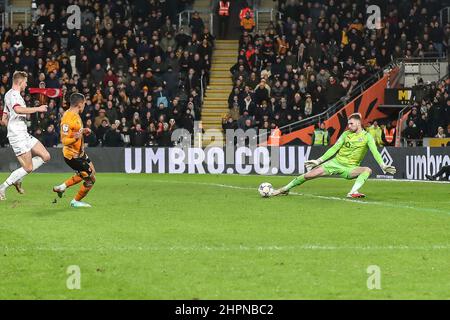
left=320, top=130, right=384, bottom=167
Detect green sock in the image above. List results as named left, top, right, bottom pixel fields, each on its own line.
left=350, top=171, right=370, bottom=193
left=284, top=175, right=306, bottom=191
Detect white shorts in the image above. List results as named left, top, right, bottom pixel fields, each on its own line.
left=9, top=134, right=39, bottom=156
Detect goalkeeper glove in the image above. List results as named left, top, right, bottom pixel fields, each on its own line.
left=381, top=164, right=396, bottom=175
left=305, top=158, right=324, bottom=171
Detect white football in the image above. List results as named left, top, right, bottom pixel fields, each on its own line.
left=258, top=182, right=273, bottom=198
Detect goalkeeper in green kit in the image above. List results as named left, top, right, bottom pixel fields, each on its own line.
left=271, top=113, right=397, bottom=198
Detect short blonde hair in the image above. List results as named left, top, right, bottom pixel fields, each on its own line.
left=348, top=113, right=362, bottom=121
left=13, top=71, right=28, bottom=84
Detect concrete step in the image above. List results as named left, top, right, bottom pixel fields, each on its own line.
left=211, top=66, right=232, bottom=71
left=207, top=85, right=233, bottom=90
left=210, top=72, right=232, bottom=78
left=203, top=102, right=228, bottom=107
left=202, top=116, right=226, bottom=122
left=202, top=123, right=224, bottom=127
left=202, top=107, right=229, bottom=112
left=209, top=72, right=233, bottom=80
left=206, top=89, right=232, bottom=94
left=202, top=109, right=228, bottom=114
left=202, top=126, right=223, bottom=130
left=204, top=93, right=230, bottom=98
left=210, top=82, right=233, bottom=87
left=212, top=63, right=236, bottom=68
left=201, top=117, right=224, bottom=121
left=214, top=51, right=238, bottom=56
left=201, top=125, right=224, bottom=129
left=215, top=40, right=239, bottom=43
left=204, top=98, right=229, bottom=103
left=212, top=57, right=237, bottom=62
left=215, top=45, right=239, bottom=50
left=203, top=91, right=231, bottom=98
left=203, top=105, right=229, bottom=110
left=208, top=83, right=232, bottom=88
left=202, top=114, right=225, bottom=125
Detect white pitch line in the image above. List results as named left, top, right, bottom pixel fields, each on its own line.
left=1, top=244, right=450, bottom=252
left=153, top=179, right=450, bottom=215
left=221, top=174, right=450, bottom=184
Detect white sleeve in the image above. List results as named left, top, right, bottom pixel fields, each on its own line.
left=11, top=92, right=24, bottom=110
left=3, top=94, right=9, bottom=113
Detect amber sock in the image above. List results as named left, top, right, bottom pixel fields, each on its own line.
left=64, top=175, right=83, bottom=188
left=74, top=184, right=93, bottom=201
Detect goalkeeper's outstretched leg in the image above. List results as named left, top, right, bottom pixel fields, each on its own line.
left=271, top=165, right=329, bottom=196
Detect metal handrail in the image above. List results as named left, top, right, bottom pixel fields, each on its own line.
left=274, top=61, right=399, bottom=136
left=4, top=6, right=31, bottom=27
left=395, top=106, right=412, bottom=147
left=254, top=8, right=282, bottom=32
left=440, top=7, right=450, bottom=26
left=0, top=12, right=5, bottom=31
left=177, top=9, right=214, bottom=35
left=397, top=54, right=448, bottom=63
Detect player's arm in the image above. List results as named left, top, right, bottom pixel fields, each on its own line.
left=0, top=111, right=8, bottom=126
left=14, top=104, right=48, bottom=114
left=305, top=131, right=348, bottom=170
left=367, top=134, right=396, bottom=174
left=61, top=121, right=81, bottom=146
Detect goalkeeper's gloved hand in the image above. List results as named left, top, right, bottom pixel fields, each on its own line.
left=305, top=158, right=324, bottom=172
left=381, top=164, right=396, bottom=175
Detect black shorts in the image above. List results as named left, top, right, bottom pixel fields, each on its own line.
left=64, top=154, right=92, bottom=177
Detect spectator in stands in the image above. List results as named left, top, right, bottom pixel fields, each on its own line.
left=104, top=122, right=124, bottom=147
left=131, top=123, right=147, bottom=147
left=217, top=1, right=231, bottom=39
left=43, top=124, right=58, bottom=148
left=189, top=12, right=204, bottom=37
left=435, top=126, right=447, bottom=138
left=382, top=122, right=396, bottom=147
left=367, top=121, right=383, bottom=147
left=402, top=120, right=421, bottom=146
left=240, top=11, right=255, bottom=33
left=312, top=122, right=329, bottom=146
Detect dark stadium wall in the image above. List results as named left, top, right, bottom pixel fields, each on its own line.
left=0, top=146, right=448, bottom=181
left=279, top=67, right=401, bottom=146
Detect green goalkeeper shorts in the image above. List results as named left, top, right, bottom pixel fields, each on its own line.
left=321, top=158, right=357, bottom=179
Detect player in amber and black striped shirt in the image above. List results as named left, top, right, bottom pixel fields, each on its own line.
left=53, top=93, right=96, bottom=208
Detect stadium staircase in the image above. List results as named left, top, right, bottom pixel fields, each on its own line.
left=201, top=39, right=238, bottom=146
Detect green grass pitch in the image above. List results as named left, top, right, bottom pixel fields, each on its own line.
left=0, top=173, right=449, bottom=299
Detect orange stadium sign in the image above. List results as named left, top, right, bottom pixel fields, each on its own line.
left=280, top=67, right=400, bottom=146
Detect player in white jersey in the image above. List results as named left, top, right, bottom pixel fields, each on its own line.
left=0, top=71, right=51, bottom=200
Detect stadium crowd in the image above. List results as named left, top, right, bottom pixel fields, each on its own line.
left=224, top=0, right=450, bottom=138
left=0, top=0, right=448, bottom=149
left=400, top=77, right=450, bottom=146
left=0, top=0, right=211, bottom=148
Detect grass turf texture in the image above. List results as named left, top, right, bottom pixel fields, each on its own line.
left=0, top=173, right=449, bottom=299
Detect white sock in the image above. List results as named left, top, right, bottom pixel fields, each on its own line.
left=57, top=183, right=67, bottom=191
left=1, top=157, right=45, bottom=191
left=349, top=188, right=359, bottom=194
left=3, top=167, right=29, bottom=189
left=350, top=184, right=360, bottom=194
left=32, top=156, right=45, bottom=171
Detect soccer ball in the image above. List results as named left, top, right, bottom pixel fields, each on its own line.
left=258, top=182, right=273, bottom=198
